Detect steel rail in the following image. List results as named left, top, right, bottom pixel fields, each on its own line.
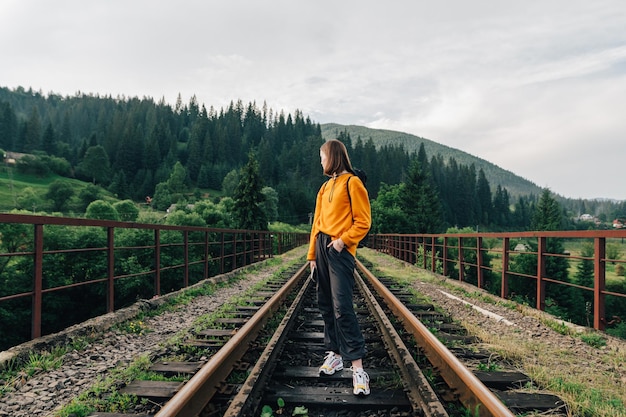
left=221, top=267, right=315, bottom=416
left=153, top=263, right=309, bottom=417
left=356, top=259, right=515, bottom=417
left=353, top=268, right=450, bottom=417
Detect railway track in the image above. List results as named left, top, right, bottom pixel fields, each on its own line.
left=88, top=259, right=565, bottom=417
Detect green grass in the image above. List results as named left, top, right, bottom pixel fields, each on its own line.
left=0, top=167, right=99, bottom=212
left=0, top=347, right=68, bottom=395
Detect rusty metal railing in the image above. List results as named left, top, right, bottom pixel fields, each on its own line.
left=369, top=230, right=626, bottom=331
left=0, top=213, right=308, bottom=348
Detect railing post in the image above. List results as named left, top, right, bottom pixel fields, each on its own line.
left=107, top=227, right=115, bottom=313
left=405, top=235, right=409, bottom=263
left=392, top=235, right=396, bottom=259
left=501, top=237, right=509, bottom=299
left=32, top=223, right=44, bottom=340
left=537, top=237, right=546, bottom=311
left=243, top=232, right=248, bottom=266
left=443, top=237, right=449, bottom=276
left=397, top=235, right=401, bottom=260
left=204, top=231, right=209, bottom=280
left=407, top=235, right=411, bottom=264
left=259, top=232, right=263, bottom=261
left=407, top=235, right=411, bottom=263
left=266, top=232, right=274, bottom=258
left=396, top=235, right=399, bottom=258
left=477, top=236, right=483, bottom=289
left=594, top=237, right=606, bottom=330
left=184, top=230, right=189, bottom=288
left=458, top=237, right=464, bottom=282
left=154, top=229, right=161, bottom=297
left=252, top=232, right=255, bottom=263
left=220, top=232, right=225, bottom=274
left=232, top=232, right=237, bottom=269
left=431, top=236, right=436, bottom=273
left=250, top=232, right=255, bottom=263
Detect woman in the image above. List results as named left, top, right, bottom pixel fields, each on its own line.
left=307, top=139, right=372, bottom=396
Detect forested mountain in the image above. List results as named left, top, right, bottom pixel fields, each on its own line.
left=322, top=123, right=625, bottom=222
left=1, top=86, right=623, bottom=230
left=321, top=123, right=543, bottom=199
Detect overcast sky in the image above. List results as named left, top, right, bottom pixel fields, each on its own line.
left=2, top=1, right=625, bottom=201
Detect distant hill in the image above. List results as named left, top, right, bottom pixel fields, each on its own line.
left=321, top=123, right=544, bottom=199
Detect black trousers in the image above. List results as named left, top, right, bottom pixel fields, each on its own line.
left=315, top=232, right=365, bottom=361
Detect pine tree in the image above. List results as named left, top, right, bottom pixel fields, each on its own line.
left=186, top=114, right=208, bottom=181
left=400, top=158, right=442, bottom=233
left=0, top=102, right=18, bottom=150
left=493, top=185, right=511, bottom=227
left=512, top=195, right=533, bottom=230
left=476, top=169, right=492, bottom=225
left=532, top=189, right=564, bottom=231
left=167, top=161, right=187, bottom=194
left=42, top=122, right=56, bottom=155
left=233, top=152, right=267, bottom=230
left=23, top=106, right=42, bottom=152
left=77, top=145, right=111, bottom=184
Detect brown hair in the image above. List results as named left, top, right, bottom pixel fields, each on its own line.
left=320, top=139, right=355, bottom=177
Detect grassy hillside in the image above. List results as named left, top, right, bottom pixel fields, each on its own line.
left=0, top=166, right=105, bottom=213
left=321, top=123, right=544, bottom=199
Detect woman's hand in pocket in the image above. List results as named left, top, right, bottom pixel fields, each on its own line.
left=327, top=238, right=345, bottom=252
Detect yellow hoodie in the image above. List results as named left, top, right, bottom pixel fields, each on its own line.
left=307, top=173, right=371, bottom=260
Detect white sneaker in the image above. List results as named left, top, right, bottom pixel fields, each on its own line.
left=352, top=367, right=370, bottom=396
left=319, top=351, right=343, bottom=375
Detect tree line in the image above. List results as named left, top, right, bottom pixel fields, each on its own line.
left=2, top=85, right=610, bottom=232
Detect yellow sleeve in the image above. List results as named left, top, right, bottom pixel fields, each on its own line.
left=307, top=183, right=325, bottom=261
